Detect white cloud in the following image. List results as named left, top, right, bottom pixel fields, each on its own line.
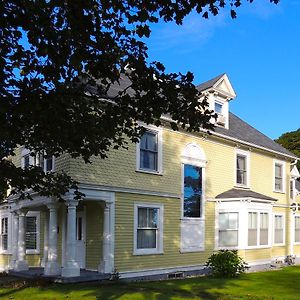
left=147, top=11, right=227, bottom=53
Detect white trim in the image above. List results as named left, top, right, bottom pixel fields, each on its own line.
left=136, top=125, right=163, bottom=175
left=273, top=213, right=285, bottom=246
left=273, top=160, right=286, bottom=194
left=235, top=148, right=250, bottom=188
left=133, top=202, right=164, bottom=256
left=25, top=211, right=40, bottom=255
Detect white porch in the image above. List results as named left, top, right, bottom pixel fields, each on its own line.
left=7, top=188, right=115, bottom=278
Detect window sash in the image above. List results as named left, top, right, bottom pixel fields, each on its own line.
left=137, top=207, right=159, bottom=250
left=236, top=155, right=247, bottom=185
left=275, top=164, right=283, bottom=191
left=215, top=102, right=223, bottom=114
left=0, top=218, right=8, bottom=251
left=295, top=217, right=300, bottom=243
left=274, top=215, right=284, bottom=244
left=248, top=212, right=269, bottom=247
left=139, top=131, right=158, bottom=171
left=26, top=216, right=37, bottom=250
left=218, top=212, right=239, bottom=247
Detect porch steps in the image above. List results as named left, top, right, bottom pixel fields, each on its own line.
left=9, top=268, right=111, bottom=283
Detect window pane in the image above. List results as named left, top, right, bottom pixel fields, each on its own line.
left=219, top=231, right=238, bottom=247
left=140, top=132, right=157, bottom=151
left=137, top=229, right=156, bottom=249
left=215, top=102, right=223, bottom=114
left=138, top=208, right=148, bottom=228
left=140, top=150, right=157, bottom=171
left=295, top=217, right=300, bottom=242
left=248, top=212, right=257, bottom=229
left=236, top=155, right=246, bottom=185
left=1, top=218, right=8, bottom=251
left=275, top=164, right=282, bottom=177
left=26, top=216, right=37, bottom=250
left=45, top=156, right=53, bottom=172
left=275, top=229, right=283, bottom=244
left=183, top=165, right=202, bottom=218
left=248, top=229, right=257, bottom=246
left=24, top=154, right=30, bottom=169
left=260, top=229, right=268, bottom=245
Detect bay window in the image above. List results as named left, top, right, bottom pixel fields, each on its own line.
left=218, top=212, right=239, bottom=247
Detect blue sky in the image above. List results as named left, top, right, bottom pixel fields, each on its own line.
left=145, top=1, right=300, bottom=139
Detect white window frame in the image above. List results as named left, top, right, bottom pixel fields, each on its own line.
left=273, top=160, right=286, bottom=193
left=235, top=149, right=250, bottom=188
left=215, top=101, right=223, bottom=115
left=136, top=126, right=163, bottom=175
left=273, top=213, right=285, bottom=246
left=217, top=211, right=239, bottom=249
left=25, top=211, right=40, bottom=254
left=133, top=203, right=164, bottom=255
left=21, top=148, right=55, bottom=172
left=246, top=211, right=271, bottom=249
left=294, top=215, right=300, bottom=245
left=0, top=213, right=11, bottom=254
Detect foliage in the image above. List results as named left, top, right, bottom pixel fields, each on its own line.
left=206, top=249, right=248, bottom=277
left=275, top=128, right=300, bottom=170
left=1, top=0, right=279, bottom=200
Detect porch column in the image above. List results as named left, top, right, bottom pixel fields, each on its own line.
left=98, top=202, right=113, bottom=274
left=44, top=203, right=60, bottom=276
left=10, top=212, right=19, bottom=269
left=14, top=210, right=29, bottom=271
left=41, top=211, right=49, bottom=267
left=61, top=200, right=80, bottom=277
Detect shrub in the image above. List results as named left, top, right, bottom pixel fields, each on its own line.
left=206, top=249, right=248, bottom=277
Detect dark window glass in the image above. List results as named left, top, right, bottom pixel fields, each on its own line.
left=1, top=218, right=8, bottom=250
left=183, top=165, right=202, bottom=218
left=140, top=131, right=158, bottom=171
left=24, top=154, right=30, bottom=169
left=25, top=216, right=37, bottom=250
left=45, top=156, right=53, bottom=172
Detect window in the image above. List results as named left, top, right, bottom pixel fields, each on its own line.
left=0, top=217, right=8, bottom=251
left=134, top=204, right=163, bottom=255
left=138, top=130, right=162, bottom=173
left=23, top=154, right=30, bottom=169
left=44, top=155, right=54, bottom=172
left=295, top=216, right=300, bottom=243
left=218, top=212, right=238, bottom=247
left=274, top=215, right=284, bottom=244
left=260, top=213, right=269, bottom=246
left=215, top=102, right=223, bottom=114
left=274, top=162, right=284, bottom=192
left=248, top=212, right=257, bottom=246
left=236, top=154, right=247, bottom=186
left=248, top=212, right=269, bottom=247
left=183, top=164, right=202, bottom=218
left=26, top=216, right=38, bottom=251
left=290, top=180, right=294, bottom=200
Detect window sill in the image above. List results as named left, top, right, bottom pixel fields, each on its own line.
left=26, top=250, right=40, bottom=255
left=133, top=249, right=163, bottom=256
left=273, top=190, right=285, bottom=194
left=180, top=247, right=204, bottom=253
left=273, top=243, right=285, bottom=247
left=234, top=185, right=250, bottom=189
left=0, top=251, right=11, bottom=255
left=136, top=169, right=163, bottom=176
left=245, top=245, right=271, bottom=250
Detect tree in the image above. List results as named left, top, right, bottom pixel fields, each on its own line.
left=1, top=0, right=279, bottom=200
left=275, top=129, right=300, bottom=170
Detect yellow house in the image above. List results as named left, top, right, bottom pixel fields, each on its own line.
left=0, top=74, right=299, bottom=280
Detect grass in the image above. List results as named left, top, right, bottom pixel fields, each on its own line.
left=0, top=266, right=300, bottom=299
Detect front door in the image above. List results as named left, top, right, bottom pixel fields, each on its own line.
left=75, top=210, right=86, bottom=268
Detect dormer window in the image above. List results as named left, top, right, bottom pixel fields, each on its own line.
left=215, top=102, right=223, bottom=115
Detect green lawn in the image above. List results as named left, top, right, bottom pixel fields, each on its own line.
left=0, top=266, right=300, bottom=299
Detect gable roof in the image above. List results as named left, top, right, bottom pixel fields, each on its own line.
left=216, top=188, right=277, bottom=201
left=213, top=113, right=297, bottom=158
left=86, top=73, right=297, bottom=159
left=196, top=73, right=225, bottom=92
